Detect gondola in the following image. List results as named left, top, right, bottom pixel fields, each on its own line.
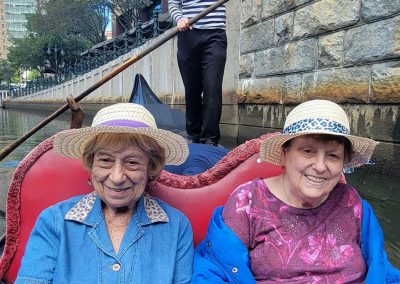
left=0, top=132, right=282, bottom=282
left=128, top=74, right=186, bottom=134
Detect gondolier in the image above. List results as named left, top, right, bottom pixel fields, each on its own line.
left=168, top=0, right=227, bottom=146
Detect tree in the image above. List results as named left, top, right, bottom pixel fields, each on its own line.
left=70, top=0, right=110, bottom=44
left=0, top=60, right=18, bottom=85
left=7, top=35, right=48, bottom=70
left=107, top=0, right=153, bottom=32
left=8, top=0, right=107, bottom=72
left=27, top=0, right=109, bottom=45
left=0, top=60, right=10, bottom=86
left=7, top=34, right=90, bottom=74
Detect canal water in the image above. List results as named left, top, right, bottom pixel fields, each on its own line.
left=0, top=107, right=399, bottom=268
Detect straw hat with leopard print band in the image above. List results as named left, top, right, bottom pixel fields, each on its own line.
left=259, top=100, right=378, bottom=168
left=54, top=103, right=189, bottom=165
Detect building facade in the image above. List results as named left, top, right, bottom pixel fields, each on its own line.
left=0, top=0, right=8, bottom=59
left=1, top=0, right=37, bottom=59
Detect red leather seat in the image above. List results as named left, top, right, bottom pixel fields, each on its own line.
left=0, top=134, right=282, bottom=283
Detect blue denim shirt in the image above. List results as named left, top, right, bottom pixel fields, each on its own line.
left=15, top=192, right=194, bottom=284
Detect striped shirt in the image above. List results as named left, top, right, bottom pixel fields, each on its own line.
left=168, top=0, right=226, bottom=30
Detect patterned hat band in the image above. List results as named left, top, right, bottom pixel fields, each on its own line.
left=259, top=100, right=378, bottom=168
left=97, top=120, right=149, bottom=128
left=283, top=118, right=350, bottom=135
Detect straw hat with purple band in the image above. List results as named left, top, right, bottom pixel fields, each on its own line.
left=53, top=103, right=189, bottom=165
left=259, top=100, right=378, bottom=168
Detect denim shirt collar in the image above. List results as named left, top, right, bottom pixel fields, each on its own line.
left=64, top=192, right=169, bottom=225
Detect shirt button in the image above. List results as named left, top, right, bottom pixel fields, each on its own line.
left=112, top=263, right=121, bottom=271
left=232, top=267, right=238, bottom=273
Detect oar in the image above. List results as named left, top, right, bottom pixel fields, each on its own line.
left=0, top=0, right=230, bottom=161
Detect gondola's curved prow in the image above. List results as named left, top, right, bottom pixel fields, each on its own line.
left=0, top=134, right=283, bottom=283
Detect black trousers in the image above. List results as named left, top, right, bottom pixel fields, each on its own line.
left=177, top=29, right=227, bottom=144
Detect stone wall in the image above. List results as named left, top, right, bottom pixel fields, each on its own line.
left=238, top=0, right=400, bottom=175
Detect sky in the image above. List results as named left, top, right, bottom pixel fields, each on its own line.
left=106, top=13, right=112, bottom=31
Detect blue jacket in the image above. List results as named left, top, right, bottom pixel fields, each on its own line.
left=192, top=200, right=400, bottom=283
left=16, top=192, right=194, bottom=284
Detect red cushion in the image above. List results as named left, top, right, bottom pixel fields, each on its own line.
left=2, top=140, right=92, bottom=282
left=151, top=154, right=282, bottom=245
left=0, top=134, right=282, bottom=282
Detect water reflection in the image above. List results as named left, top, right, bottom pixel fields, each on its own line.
left=0, top=108, right=91, bottom=214
left=0, top=160, right=20, bottom=168
left=0, top=107, right=399, bottom=268
left=346, top=169, right=400, bottom=267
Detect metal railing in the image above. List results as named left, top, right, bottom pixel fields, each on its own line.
left=9, top=10, right=173, bottom=98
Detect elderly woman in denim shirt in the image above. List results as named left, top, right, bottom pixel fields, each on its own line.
left=16, top=103, right=194, bottom=283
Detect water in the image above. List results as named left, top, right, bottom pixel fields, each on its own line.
left=0, top=107, right=399, bottom=268
left=0, top=108, right=92, bottom=231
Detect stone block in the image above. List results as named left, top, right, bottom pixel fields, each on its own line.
left=238, top=78, right=253, bottom=102
left=275, top=12, right=294, bottom=46
left=246, top=77, right=282, bottom=103
left=238, top=104, right=265, bottom=127
left=220, top=124, right=239, bottom=149
left=303, top=67, right=370, bottom=103
left=239, top=103, right=289, bottom=129
left=261, top=0, right=313, bottom=20
left=343, top=104, right=400, bottom=143
left=256, top=77, right=282, bottom=103
left=221, top=104, right=238, bottom=124
left=222, top=89, right=238, bottom=105
left=370, top=62, right=400, bottom=103
left=282, top=74, right=303, bottom=104
left=344, top=16, right=400, bottom=65
left=241, top=0, right=262, bottom=27
left=238, top=125, right=271, bottom=145
left=293, top=0, right=360, bottom=40
left=240, top=20, right=274, bottom=54
left=261, top=103, right=289, bottom=128
left=239, top=53, right=255, bottom=78
left=362, top=0, right=400, bottom=22
left=254, top=38, right=317, bottom=76
left=318, top=31, right=345, bottom=68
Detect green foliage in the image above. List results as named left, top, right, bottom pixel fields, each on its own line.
left=27, top=0, right=109, bottom=44
left=8, top=33, right=91, bottom=72
left=28, top=69, right=41, bottom=81
left=11, top=68, right=21, bottom=84
left=7, top=0, right=108, bottom=71
left=107, top=0, right=153, bottom=32
left=0, top=59, right=19, bottom=85
left=8, top=35, right=48, bottom=69
left=0, top=60, right=10, bottom=85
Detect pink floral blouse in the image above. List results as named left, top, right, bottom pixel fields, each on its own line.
left=222, top=179, right=366, bottom=283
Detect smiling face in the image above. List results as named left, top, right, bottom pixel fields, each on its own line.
left=90, top=145, right=149, bottom=212
left=281, top=135, right=346, bottom=208
left=82, top=133, right=166, bottom=213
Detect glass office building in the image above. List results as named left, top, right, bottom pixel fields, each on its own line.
left=0, top=0, right=8, bottom=59
left=4, top=0, right=36, bottom=40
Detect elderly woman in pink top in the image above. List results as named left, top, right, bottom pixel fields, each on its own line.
left=192, top=100, right=400, bottom=283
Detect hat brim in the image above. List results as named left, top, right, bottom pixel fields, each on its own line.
left=53, top=126, right=189, bottom=165
left=259, top=130, right=378, bottom=168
